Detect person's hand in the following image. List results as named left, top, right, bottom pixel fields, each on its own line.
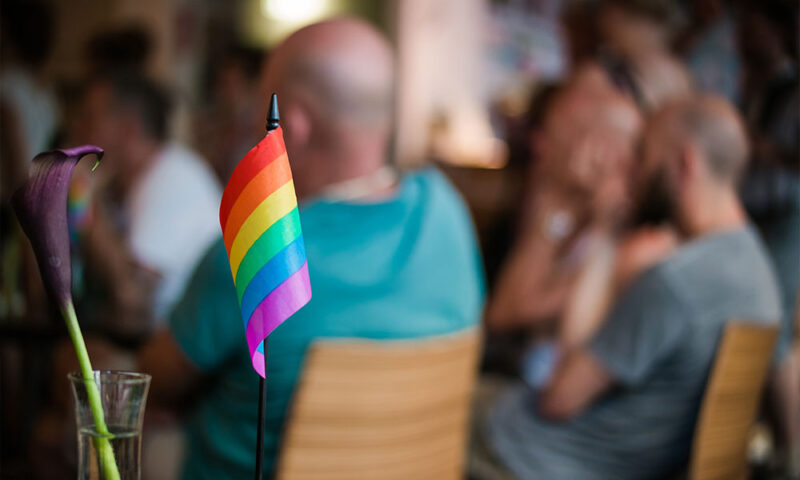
left=534, top=129, right=633, bottom=232
left=526, top=185, right=590, bottom=241
left=569, top=129, right=633, bottom=228
left=486, top=186, right=587, bottom=332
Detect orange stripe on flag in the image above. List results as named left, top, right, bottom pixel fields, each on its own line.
left=219, top=127, right=286, bottom=229
left=223, top=153, right=290, bottom=252
left=228, top=181, right=297, bottom=278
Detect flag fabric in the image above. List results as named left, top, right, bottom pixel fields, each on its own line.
left=219, top=126, right=311, bottom=377
left=67, top=171, right=92, bottom=243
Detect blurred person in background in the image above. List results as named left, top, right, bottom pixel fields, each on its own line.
left=561, top=0, right=677, bottom=67
left=482, top=30, right=692, bottom=377
left=737, top=0, right=800, bottom=470
left=136, top=17, right=485, bottom=479
left=485, top=63, right=691, bottom=363
left=488, top=0, right=692, bottom=373
left=0, top=0, right=58, bottom=319
left=33, top=72, right=222, bottom=479
left=676, top=0, right=741, bottom=103
left=77, top=73, right=221, bottom=327
left=571, top=48, right=693, bottom=114
left=0, top=3, right=60, bottom=473
left=479, top=83, right=563, bottom=375
left=486, top=86, right=644, bottom=340
left=195, top=44, right=265, bottom=183
left=568, top=0, right=694, bottom=116
left=84, top=25, right=153, bottom=77
left=477, top=95, right=781, bottom=479
left=596, top=0, right=678, bottom=58
left=0, top=0, right=59, bottom=192
left=567, top=0, right=692, bottom=115
left=481, top=81, right=679, bottom=429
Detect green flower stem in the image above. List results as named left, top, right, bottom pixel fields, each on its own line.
left=62, top=301, right=121, bottom=480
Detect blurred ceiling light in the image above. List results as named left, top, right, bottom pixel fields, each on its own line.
left=261, top=0, right=327, bottom=23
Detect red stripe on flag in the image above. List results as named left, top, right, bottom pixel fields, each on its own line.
left=222, top=154, right=291, bottom=250
left=219, top=127, right=286, bottom=228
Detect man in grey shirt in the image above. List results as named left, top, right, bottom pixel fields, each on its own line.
left=485, top=95, right=782, bottom=479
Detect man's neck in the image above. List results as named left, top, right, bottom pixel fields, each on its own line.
left=316, top=165, right=397, bottom=202
left=300, top=138, right=391, bottom=202
left=683, top=189, right=747, bottom=239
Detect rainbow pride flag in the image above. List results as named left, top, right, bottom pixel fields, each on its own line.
left=219, top=126, right=311, bottom=377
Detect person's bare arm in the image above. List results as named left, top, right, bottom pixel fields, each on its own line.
left=559, top=237, right=617, bottom=349
left=485, top=227, right=574, bottom=332
left=537, top=349, right=614, bottom=421
left=559, top=227, right=677, bottom=349
left=486, top=133, right=631, bottom=334
left=486, top=183, right=596, bottom=332
left=137, top=329, right=204, bottom=406
left=612, top=227, right=677, bottom=294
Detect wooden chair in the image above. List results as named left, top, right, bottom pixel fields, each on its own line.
left=688, top=322, right=779, bottom=480
left=277, top=329, right=482, bottom=480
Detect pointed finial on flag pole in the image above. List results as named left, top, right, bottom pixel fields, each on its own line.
left=266, top=93, right=279, bottom=132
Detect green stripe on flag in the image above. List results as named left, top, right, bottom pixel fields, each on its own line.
left=235, top=207, right=303, bottom=302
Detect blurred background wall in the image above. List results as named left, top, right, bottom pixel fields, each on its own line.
left=36, top=0, right=496, bottom=168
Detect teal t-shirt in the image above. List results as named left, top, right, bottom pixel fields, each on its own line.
left=169, top=169, right=485, bottom=479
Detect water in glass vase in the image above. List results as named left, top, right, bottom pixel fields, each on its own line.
left=77, top=425, right=141, bottom=480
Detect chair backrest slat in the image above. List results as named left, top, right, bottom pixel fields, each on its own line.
left=690, top=322, right=778, bottom=480
left=277, top=329, right=481, bottom=480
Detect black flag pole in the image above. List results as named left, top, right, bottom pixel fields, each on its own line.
left=254, top=339, right=267, bottom=480
left=255, top=92, right=280, bottom=480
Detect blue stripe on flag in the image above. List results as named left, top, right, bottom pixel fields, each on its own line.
left=240, top=236, right=307, bottom=328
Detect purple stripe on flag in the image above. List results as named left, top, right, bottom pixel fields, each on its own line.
left=252, top=350, right=266, bottom=378
left=246, top=262, right=311, bottom=377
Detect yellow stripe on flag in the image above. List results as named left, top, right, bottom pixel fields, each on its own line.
left=228, top=181, right=297, bottom=277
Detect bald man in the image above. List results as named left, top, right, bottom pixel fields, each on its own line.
left=137, top=18, right=484, bottom=479
left=481, top=95, right=781, bottom=479
left=258, top=17, right=395, bottom=201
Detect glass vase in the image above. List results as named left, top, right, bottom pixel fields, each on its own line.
left=69, top=371, right=151, bottom=480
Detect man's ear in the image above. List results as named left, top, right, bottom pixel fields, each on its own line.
left=676, top=142, right=700, bottom=188
left=283, top=103, right=311, bottom=153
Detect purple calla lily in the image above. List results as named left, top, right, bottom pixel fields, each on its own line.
left=11, top=145, right=103, bottom=306
left=11, top=145, right=122, bottom=479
